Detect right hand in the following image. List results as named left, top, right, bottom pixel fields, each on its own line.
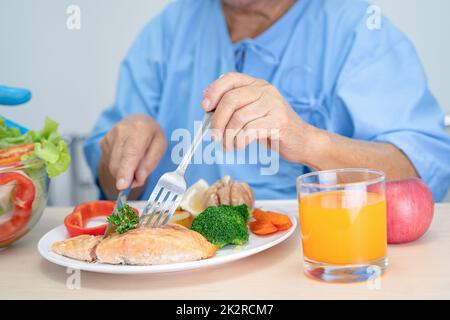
left=99, top=114, right=167, bottom=192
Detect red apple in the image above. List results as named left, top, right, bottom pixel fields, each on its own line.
left=386, top=178, right=434, bottom=244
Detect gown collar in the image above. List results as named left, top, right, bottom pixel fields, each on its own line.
left=216, top=0, right=307, bottom=66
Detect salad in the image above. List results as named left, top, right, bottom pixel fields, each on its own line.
left=0, top=117, right=70, bottom=177
left=0, top=117, right=70, bottom=246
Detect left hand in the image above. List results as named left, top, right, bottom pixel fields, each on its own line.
left=201, top=72, right=313, bottom=163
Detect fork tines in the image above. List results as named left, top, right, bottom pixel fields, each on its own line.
left=139, top=185, right=181, bottom=228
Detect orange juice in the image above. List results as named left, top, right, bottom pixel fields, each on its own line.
left=299, top=190, right=387, bottom=265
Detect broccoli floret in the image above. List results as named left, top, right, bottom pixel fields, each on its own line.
left=230, top=204, right=251, bottom=222
left=191, top=205, right=250, bottom=248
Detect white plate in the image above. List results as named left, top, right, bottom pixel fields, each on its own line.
left=37, top=202, right=297, bottom=274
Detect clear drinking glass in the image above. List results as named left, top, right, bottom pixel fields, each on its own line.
left=297, top=169, right=388, bottom=282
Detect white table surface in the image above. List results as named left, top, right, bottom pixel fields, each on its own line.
left=1, top=200, right=449, bottom=300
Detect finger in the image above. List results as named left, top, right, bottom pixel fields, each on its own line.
left=234, top=116, right=276, bottom=150
left=100, top=136, right=112, bottom=161
left=133, top=131, right=167, bottom=187
left=223, top=128, right=240, bottom=152
left=211, top=84, right=264, bottom=141
left=222, top=100, right=270, bottom=149
left=107, top=134, right=126, bottom=178
left=202, top=72, right=259, bottom=112
left=114, top=137, right=148, bottom=190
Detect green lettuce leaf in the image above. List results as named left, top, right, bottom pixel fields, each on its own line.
left=0, top=118, right=21, bottom=140
left=0, top=117, right=71, bottom=178
left=35, top=139, right=70, bottom=178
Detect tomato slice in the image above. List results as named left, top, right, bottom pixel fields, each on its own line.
left=0, top=172, right=36, bottom=243
left=64, top=201, right=139, bottom=237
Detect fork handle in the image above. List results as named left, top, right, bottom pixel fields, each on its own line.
left=176, top=112, right=213, bottom=175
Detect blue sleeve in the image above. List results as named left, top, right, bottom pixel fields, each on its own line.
left=83, top=12, right=167, bottom=186
left=335, top=12, right=450, bottom=201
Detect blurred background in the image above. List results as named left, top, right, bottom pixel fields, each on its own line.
left=1, top=0, right=449, bottom=205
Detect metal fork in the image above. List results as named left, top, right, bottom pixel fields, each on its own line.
left=139, top=112, right=213, bottom=227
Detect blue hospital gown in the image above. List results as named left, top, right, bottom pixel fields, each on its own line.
left=84, top=0, right=450, bottom=201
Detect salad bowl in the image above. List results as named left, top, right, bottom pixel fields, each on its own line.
left=0, top=159, right=49, bottom=248
left=0, top=116, right=70, bottom=248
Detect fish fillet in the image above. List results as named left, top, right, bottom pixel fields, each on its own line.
left=51, top=224, right=216, bottom=265
left=96, top=224, right=217, bottom=265
left=51, top=234, right=101, bottom=262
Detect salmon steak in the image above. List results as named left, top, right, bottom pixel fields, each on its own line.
left=51, top=224, right=217, bottom=265
left=52, top=234, right=101, bottom=262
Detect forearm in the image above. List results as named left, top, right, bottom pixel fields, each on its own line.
left=301, top=126, right=419, bottom=181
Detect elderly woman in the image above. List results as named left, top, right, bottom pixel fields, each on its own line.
left=85, top=0, right=450, bottom=202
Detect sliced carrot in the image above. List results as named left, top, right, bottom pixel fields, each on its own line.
left=274, top=221, right=293, bottom=231
left=248, top=220, right=278, bottom=235
left=0, top=143, right=34, bottom=165
left=252, top=208, right=292, bottom=231
left=0, top=155, right=22, bottom=165
left=0, top=143, right=34, bottom=156
left=252, top=208, right=268, bottom=221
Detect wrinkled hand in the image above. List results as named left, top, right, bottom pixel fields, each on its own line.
left=100, top=114, right=167, bottom=191
left=201, top=72, right=311, bottom=163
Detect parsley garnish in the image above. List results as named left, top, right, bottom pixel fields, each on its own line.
left=107, top=204, right=140, bottom=234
